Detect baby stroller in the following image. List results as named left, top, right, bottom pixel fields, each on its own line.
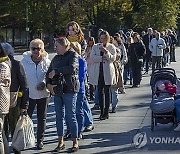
left=150, top=68, right=177, bottom=131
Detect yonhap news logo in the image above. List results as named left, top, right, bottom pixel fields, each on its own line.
left=133, top=132, right=147, bottom=148
left=133, top=132, right=180, bottom=148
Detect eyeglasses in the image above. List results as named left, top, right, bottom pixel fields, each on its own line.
left=31, top=47, right=41, bottom=51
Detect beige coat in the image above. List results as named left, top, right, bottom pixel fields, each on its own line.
left=89, top=43, right=116, bottom=85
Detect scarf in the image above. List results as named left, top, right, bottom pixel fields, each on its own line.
left=67, top=35, right=80, bottom=43
left=0, top=56, right=8, bottom=63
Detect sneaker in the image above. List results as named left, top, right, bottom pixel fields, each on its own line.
left=131, top=85, right=140, bottom=88
left=37, top=142, right=44, bottom=150
left=78, top=133, right=83, bottom=140
left=120, top=90, right=126, bottom=94
left=130, top=81, right=132, bottom=85
left=84, top=125, right=94, bottom=132
left=64, top=132, right=71, bottom=139
left=174, top=124, right=180, bottom=131
left=92, top=104, right=99, bottom=110
left=119, top=88, right=126, bottom=94
left=112, top=107, right=116, bottom=113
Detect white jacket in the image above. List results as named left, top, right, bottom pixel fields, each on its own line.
left=21, top=51, right=51, bottom=99
left=149, top=38, right=166, bottom=56
left=89, top=43, right=116, bottom=85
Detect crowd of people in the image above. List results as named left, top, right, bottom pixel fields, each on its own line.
left=0, top=21, right=178, bottom=153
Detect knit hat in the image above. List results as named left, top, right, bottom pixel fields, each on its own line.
left=1, top=42, right=14, bottom=56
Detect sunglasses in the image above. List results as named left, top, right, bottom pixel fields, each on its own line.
left=31, top=47, right=41, bottom=51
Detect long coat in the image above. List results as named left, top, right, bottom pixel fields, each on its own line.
left=0, top=58, right=11, bottom=114
left=89, top=43, right=116, bottom=86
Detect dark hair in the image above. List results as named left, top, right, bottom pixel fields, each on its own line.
left=113, top=36, right=123, bottom=45
left=133, top=33, right=141, bottom=41
left=0, top=43, right=8, bottom=57
left=66, top=21, right=84, bottom=41
left=87, top=37, right=95, bottom=44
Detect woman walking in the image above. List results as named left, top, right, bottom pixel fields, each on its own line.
left=21, top=39, right=51, bottom=150
left=89, top=31, right=116, bottom=120
left=129, top=34, right=146, bottom=87
left=46, top=37, right=79, bottom=152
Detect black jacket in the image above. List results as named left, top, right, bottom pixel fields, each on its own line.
left=9, top=55, right=29, bottom=109
left=142, top=34, right=153, bottom=56
left=46, top=49, right=80, bottom=93
left=129, top=41, right=146, bottom=63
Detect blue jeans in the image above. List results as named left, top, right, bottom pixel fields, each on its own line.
left=124, top=65, right=133, bottom=82
left=76, top=93, right=85, bottom=133
left=175, top=99, right=180, bottom=123
left=66, top=93, right=93, bottom=132
left=83, top=97, right=93, bottom=127
left=111, top=87, right=118, bottom=108
left=54, top=93, right=78, bottom=138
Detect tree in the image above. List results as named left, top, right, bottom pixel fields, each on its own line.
left=78, top=0, right=133, bottom=34
left=132, top=0, right=180, bottom=31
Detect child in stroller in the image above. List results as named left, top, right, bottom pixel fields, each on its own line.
left=153, top=81, right=177, bottom=98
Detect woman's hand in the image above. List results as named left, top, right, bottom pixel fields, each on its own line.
left=37, top=82, right=46, bottom=90
left=153, top=94, right=157, bottom=98
left=99, top=45, right=108, bottom=54
left=48, top=70, right=56, bottom=79
left=47, top=84, right=56, bottom=95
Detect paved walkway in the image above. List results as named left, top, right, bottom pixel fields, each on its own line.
left=14, top=47, right=180, bottom=154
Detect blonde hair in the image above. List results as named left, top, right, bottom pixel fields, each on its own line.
left=30, top=39, right=45, bottom=51
left=99, top=30, right=110, bottom=43
left=54, top=37, right=71, bottom=49
left=70, top=41, right=81, bottom=55
left=30, top=38, right=46, bottom=56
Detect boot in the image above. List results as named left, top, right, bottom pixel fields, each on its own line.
left=99, top=108, right=104, bottom=119
left=100, top=109, right=109, bottom=120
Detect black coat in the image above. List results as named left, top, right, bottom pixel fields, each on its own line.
left=129, top=41, right=146, bottom=63
left=142, top=34, right=153, bottom=56
left=46, top=49, right=80, bottom=93
left=9, top=55, right=29, bottom=109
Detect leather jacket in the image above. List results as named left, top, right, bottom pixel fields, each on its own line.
left=46, top=49, right=80, bottom=94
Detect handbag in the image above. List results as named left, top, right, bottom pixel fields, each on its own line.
left=12, top=115, right=35, bottom=151
left=52, top=74, right=66, bottom=96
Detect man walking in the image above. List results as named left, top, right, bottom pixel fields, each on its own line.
left=149, top=32, right=166, bottom=72
left=142, top=28, right=154, bottom=74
